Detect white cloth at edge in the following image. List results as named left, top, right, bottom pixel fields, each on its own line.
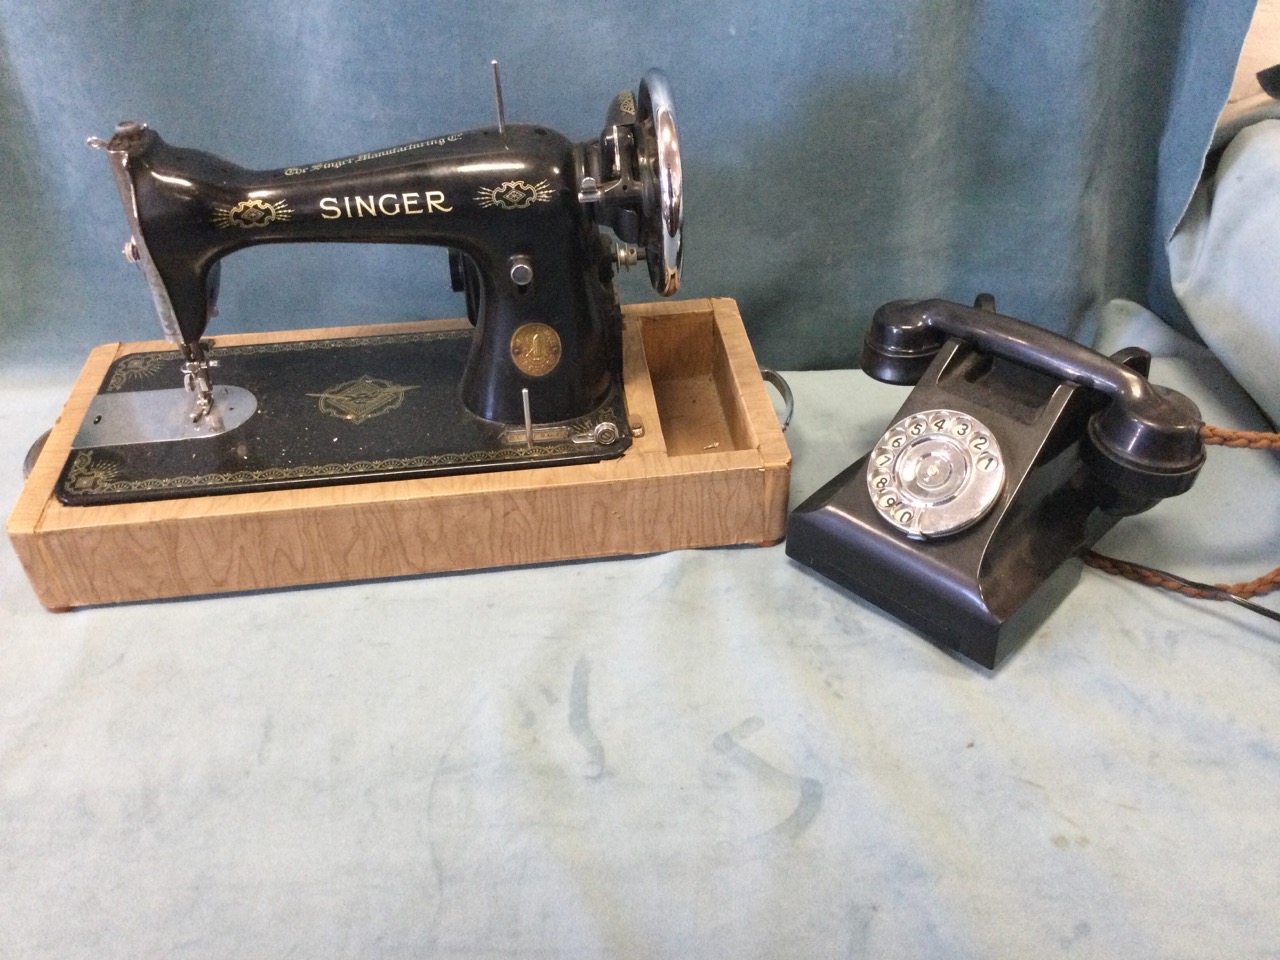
left=1170, top=118, right=1280, bottom=425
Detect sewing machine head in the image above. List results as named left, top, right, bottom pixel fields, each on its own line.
left=90, top=66, right=682, bottom=426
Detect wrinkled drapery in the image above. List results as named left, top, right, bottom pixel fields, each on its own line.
left=0, top=0, right=1254, bottom=371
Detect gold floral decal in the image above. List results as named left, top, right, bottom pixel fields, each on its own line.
left=106, top=353, right=168, bottom=391
left=213, top=198, right=293, bottom=229
left=307, top=375, right=419, bottom=424
left=475, top=180, right=554, bottom=210
left=64, top=452, right=121, bottom=493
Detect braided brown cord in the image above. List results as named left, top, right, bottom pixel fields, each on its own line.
left=1087, top=422, right=1280, bottom=601
left=1083, top=551, right=1280, bottom=600
left=1200, top=424, right=1280, bottom=448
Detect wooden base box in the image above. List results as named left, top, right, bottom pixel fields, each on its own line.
left=8, top=298, right=791, bottom=609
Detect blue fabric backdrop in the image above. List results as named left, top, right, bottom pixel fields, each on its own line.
left=0, top=0, right=1255, bottom=372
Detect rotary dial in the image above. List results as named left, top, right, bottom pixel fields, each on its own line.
left=866, top=409, right=1006, bottom=539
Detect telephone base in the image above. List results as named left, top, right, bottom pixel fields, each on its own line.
left=787, top=507, right=1080, bottom=670
left=786, top=444, right=1111, bottom=671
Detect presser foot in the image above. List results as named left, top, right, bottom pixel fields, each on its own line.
left=179, top=342, right=219, bottom=422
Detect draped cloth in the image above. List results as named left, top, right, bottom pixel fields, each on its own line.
left=1169, top=118, right=1280, bottom=425
left=0, top=0, right=1256, bottom=370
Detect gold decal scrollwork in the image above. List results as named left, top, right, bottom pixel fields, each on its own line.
left=64, top=452, right=121, bottom=493
left=106, top=353, right=168, bottom=391
left=307, top=375, right=420, bottom=424
left=475, top=180, right=554, bottom=210
left=213, top=198, right=294, bottom=229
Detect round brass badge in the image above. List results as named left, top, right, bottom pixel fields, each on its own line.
left=510, top=322, right=562, bottom=377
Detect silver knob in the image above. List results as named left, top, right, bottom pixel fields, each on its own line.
left=509, top=256, right=533, bottom=287
left=578, top=176, right=602, bottom=203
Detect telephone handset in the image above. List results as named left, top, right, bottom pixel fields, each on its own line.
left=786, top=295, right=1206, bottom=669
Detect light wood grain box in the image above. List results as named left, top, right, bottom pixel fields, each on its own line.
left=8, top=298, right=791, bottom=610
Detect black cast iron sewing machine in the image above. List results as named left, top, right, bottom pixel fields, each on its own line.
left=61, top=65, right=683, bottom=505
left=10, top=64, right=786, bottom=608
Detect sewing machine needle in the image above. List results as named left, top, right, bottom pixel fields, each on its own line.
left=491, top=60, right=507, bottom=139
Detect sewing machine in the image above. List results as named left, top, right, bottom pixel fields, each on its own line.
left=9, top=66, right=791, bottom=608
left=52, top=66, right=683, bottom=503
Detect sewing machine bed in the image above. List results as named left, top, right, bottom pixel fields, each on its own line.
left=54, top=326, right=631, bottom=506
left=8, top=298, right=790, bottom=609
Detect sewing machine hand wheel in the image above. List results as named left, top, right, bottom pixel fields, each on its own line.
left=637, top=70, right=683, bottom=296
left=584, top=69, right=683, bottom=297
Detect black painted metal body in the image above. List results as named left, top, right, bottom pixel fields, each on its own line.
left=108, top=121, right=616, bottom=425
left=81, top=72, right=683, bottom=505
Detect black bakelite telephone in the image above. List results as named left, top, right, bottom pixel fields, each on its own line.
left=786, top=295, right=1209, bottom=669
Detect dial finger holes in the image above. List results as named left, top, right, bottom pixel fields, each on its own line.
left=865, top=409, right=1006, bottom=539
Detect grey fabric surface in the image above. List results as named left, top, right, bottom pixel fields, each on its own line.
left=0, top=0, right=1254, bottom=372
left=2, top=346, right=1278, bottom=958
